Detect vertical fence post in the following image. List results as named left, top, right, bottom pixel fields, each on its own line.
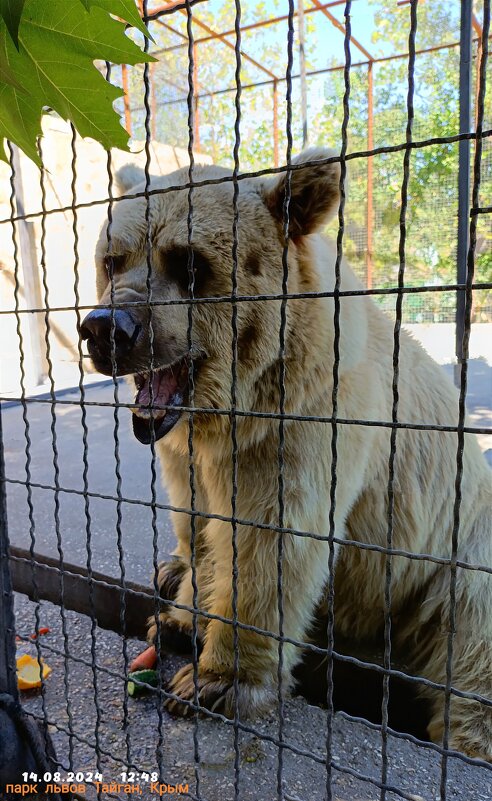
left=472, top=14, right=483, bottom=131
left=150, top=61, right=157, bottom=141
left=366, top=60, right=374, bottom=289
left=193, top=41, right=200, bottom=152
left=455, top=0, right=472, bottom=384
left=122, top=64, right=132, bottom=138
left=0, top=404, right=17, bottom=702
left=298, top=0, right=308, bottom=147
left=273, top=79, right=279, bottom=167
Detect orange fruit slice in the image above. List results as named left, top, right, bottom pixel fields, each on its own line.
left=16, top=654, right=52, bottom=690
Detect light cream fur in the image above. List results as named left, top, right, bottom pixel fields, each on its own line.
left=93, top=147, right=492, bottom=758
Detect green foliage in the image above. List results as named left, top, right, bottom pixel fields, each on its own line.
left=0, top=0, right=26, bottom=47
left=134, top=0, right=489, bottom=320
left=0, top=0, right=154, bottom=165
left=1, top=0, right=488, bottom=320
left=89, top=0, right=153, bottom=40
left=308, top=1, right=491, bottom=320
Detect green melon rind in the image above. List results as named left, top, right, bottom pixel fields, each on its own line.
left=127, top=669, right=159, bottom=697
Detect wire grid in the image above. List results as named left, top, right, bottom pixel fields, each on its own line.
left=440, top=2, right=491, bottom=797
left=229, top=2, right=243, bottom=799
left=380, top=4, right=417, bottom=799
left=125, top=3, right=492, bottom=327
left=183, top=0, right=202, bottom=793
left=1, top=1, right=492, bottom=801
left=324, top=4, right=351, bottom=799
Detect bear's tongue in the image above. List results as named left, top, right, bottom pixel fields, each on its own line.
left=133, top=369, right=178, bottom=419
left=132, top=361, right=188, bottom=444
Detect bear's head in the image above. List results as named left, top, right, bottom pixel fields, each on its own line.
left=80, top=148, right=342, bottom=445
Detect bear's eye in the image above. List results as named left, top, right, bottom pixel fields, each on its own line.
left=103, top=254, right=126, bottom=277
left=162, top=245, right=212, bottom=295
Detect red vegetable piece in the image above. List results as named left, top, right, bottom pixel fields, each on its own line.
left=129, top=645, right=157, bottom=673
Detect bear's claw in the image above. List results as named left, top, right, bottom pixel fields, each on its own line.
left=155, top=558, right=188, bottom=603
left=165, top=663, right=237, bottom=717
left=165, top=662, right=275, bottom=719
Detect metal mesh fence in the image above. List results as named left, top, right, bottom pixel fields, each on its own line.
left=125, top=4, right=492, bottom=324
left=1, top=1, right=492, bottom=801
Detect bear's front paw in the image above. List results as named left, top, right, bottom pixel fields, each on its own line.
left=154, top=558, right=188, bottom=603
left=165, top=662, right=276, bottom=719
left=146, top=612, right=203, bottom=657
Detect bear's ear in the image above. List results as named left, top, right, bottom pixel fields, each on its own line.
left=261, top=147, right=342, bottom=238
left=114, top=164, right=146, bottom=195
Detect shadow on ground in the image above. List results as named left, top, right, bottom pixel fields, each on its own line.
left=294, top=622, right=431, bottom=743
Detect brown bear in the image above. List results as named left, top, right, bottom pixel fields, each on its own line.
left=81, top=148, right=492, bottom=760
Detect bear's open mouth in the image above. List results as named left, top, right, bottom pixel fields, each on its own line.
left=131, top=355, right=191, bottom=444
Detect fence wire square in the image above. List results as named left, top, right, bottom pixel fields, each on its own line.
left=0, top=2, right=492, bottom=801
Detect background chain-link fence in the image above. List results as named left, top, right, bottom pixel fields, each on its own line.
left=1, top=1, right=492, bottom=800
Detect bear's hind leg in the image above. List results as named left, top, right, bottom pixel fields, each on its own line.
left=426, top=640, right=492, bottom=761
left=417, top=535, right=492, bottom=761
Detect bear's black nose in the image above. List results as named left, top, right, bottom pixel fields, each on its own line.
left=80, top=309, right=141, bottom=362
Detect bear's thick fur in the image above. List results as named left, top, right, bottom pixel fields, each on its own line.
left=87, top=148, right=491, bottom=760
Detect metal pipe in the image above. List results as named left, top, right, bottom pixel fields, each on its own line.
left=366, top=61, right=374, bottom=289
left=178, top=9, right=279, bottom=81
left=201, top=0, right=351, bottom=42
left=193, top=41, right=200, bottom=152
left=153, top=0, right=351, bottom=50
left=298, top=0, right=309, bottom=147
left=9, top=546, right=154, bottom=640
left=273, top=79, right=279, bottom=167
left=147, top=0, right=207, bottom=20
left=455, top=0, right=473, bottom=375
left=138, top=37, right=487, bottom=111
left=155, top=17, right=188, bottom=40
left=471, top=12, right=483, bottom=37
left=150, top=61, right=157, bottom=141
left=121, top=64, right=132, bottom=137
left=309, top=0, right=375, bottom=61
left=474, top=35, right=483, bottom=131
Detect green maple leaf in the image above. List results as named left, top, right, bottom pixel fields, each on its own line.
left=0, top=0, right=154, bottom=165
left=89, top=0, right=153, bottom=40
left=0, top=0, right=26, bottom=47
left=0, top=80, right=41, bottom=163
left=0, top=28, right=25, bottom=90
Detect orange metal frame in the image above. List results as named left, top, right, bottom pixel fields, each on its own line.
left=130, top=1, right=487, bottom=288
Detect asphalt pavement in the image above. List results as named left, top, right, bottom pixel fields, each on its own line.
left=3, top=380, right=175, bottom=585
left=12, top=592, right=492, bottom=801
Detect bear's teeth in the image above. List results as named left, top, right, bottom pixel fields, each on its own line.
left=131, top=406, right=167, bottom=420
left=134, top=372, right=147, bottom=390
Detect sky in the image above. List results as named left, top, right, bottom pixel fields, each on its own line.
left=146, top=0, right=464, bottom=89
